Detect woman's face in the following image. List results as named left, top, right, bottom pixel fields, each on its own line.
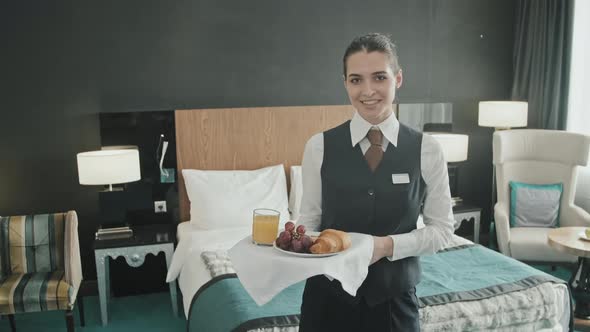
left=344, top=51, right=403, bottom=125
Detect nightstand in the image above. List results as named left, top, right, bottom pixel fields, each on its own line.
left=453, top=204, right=482, bottom=244
left=94, top=224, right=178, bottom=326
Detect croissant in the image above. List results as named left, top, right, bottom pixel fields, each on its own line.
left=309, top=229, right=351, bottom=254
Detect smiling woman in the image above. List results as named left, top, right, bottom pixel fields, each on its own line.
left=297, top=33, right=455, bottom=332
left=342, top=33, right=403, bottom=125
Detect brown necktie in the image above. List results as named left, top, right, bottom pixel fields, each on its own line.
left=365, top=129, right=383, bottom=172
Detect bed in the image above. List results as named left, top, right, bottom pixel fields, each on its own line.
left=168, top=105, right=572, bottom=332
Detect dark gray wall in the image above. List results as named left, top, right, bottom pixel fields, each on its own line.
left=1, top=0, right=515, bottom=287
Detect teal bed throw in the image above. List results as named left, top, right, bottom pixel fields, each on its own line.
left=187, top=244, right=569, bottom=332
left=187, top=274, right=303, bottom=332
left=417, top=244, right=565, bottom=306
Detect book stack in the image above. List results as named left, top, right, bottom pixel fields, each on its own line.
left=451, top=196, right=463, bottom=206
left=95, top=225, right=133, bottom=240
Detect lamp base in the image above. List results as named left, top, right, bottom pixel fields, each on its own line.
left=451, top=196, right=463, bottom=207
left=100, top=184, right=124, bottom=192
left=100, top=187, right=124, bottom=192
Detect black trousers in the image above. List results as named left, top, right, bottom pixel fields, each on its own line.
left=299, top=276, right=420, bottom=332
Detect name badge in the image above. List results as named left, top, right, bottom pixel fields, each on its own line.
left=392, top=173, right=410, bottom=184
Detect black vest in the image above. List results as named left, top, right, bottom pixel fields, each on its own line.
left=320, top=120, right=426, bottom=306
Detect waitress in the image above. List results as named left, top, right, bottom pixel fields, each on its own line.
left=297, top=33, right=454, bottom=331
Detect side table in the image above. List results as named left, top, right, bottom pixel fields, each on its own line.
left=94, top=224, right=178, bottom=326
left=453, top=204, right=482, bottom=244
left=547, top=227, right=590, bottom=319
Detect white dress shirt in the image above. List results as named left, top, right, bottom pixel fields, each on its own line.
left=298, top=111, right=455, bottom=261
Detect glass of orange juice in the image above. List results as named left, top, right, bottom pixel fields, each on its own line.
left=252, top=208, right=280, bottom=245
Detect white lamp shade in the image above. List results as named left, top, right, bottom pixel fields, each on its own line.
left=77, top=149, right=141, bottom=185
left=478, top=101, right=528, bottom=128
left=428, top=133, right=469, bottom=162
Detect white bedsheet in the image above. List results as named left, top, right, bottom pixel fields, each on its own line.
left=166, top=223, right=252, bottom=316
left=167, top=223, right=571, bottom=331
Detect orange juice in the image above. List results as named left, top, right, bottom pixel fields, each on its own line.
left=252, top=209, right=280, bottom=245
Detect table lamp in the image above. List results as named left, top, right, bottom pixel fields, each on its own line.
left=77, top=149, right=141, bottom=191
left=77, top=149, right=141, bottom=239
left=428, top=133, right=469, bottom=206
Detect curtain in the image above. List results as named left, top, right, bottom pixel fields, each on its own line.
left=567, top=0, right=590, bottom=214
left=511, top=0, right=574, bottom=130
left=567, top=0, right=590, bottom=135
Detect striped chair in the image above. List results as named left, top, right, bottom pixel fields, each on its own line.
left=0, top=211, right=84, bottom=332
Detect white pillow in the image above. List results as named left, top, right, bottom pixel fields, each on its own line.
left=289, top=166, right=303, bottom=220
left=183, top=164, right=290, bottom=230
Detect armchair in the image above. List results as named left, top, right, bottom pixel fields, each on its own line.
left=0, top=211, right=84, bottom=332
left=493, top=129, right=590, bottom=263
left=576, top=165, right=590, bottom=213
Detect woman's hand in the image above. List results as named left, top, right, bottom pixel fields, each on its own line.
left=370, top=236, right=394, bottom=265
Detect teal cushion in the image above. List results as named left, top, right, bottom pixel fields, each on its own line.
left=509, top=181, right=563, bottom=228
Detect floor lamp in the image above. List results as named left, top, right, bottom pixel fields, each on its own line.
left=478, top=101, right=528, bottom=245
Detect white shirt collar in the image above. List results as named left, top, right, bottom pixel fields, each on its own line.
left=350, top=111, right=399, bottom=148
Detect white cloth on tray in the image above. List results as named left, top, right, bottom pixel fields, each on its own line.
left=228, top=232, right=373, bottom=305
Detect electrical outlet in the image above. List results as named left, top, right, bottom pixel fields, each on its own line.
left=154, top=201, right=167, bottom=213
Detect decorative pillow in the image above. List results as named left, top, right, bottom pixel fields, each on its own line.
left=289, top=166, right=303, bottom=220
left=509, top=181, right=563, bottom=228
left=201, top=250, right=235, bottom=278
left=183, top=164, right=290, bottom=230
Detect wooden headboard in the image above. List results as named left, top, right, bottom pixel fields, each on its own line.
left=175, top=105, right=355, bottom=222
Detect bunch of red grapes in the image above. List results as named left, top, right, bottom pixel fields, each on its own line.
left=275, top=221, right=313, bottom=253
